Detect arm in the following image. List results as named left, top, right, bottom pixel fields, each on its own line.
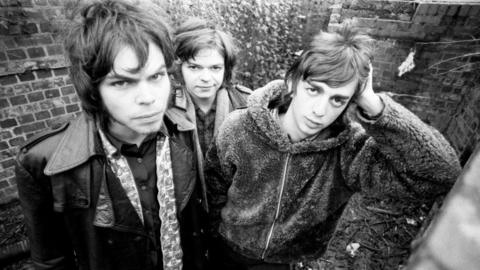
left=204, top=138, right=234, bottom=235
left=343, top=66, right=461, bottom=198
left=16, top=158, right=75, bottom=269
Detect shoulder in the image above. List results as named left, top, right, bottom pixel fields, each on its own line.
left=232, top=84, right=252, bottom=95
left=217, top=109, right=248, bottom=139
left=16, top=120, right=70, bottom=167
left=227, top=84, right=253, bottom=109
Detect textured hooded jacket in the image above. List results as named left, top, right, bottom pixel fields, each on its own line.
left=205, top=80, right=461, bottom=263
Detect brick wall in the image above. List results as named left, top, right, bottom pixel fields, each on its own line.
left=329, top=0, right=480, bottom=165
left=0, top=0, right=80, bottom=203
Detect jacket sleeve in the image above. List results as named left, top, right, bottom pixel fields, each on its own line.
left=342, top=93, right=461, bottom=198
left=16, top=154, right=75, bottom=269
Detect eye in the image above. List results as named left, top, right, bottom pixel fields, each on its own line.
left=151, top=71, right=166, bottom=81
left=305, top=87, right=318, bottom=95
left=331, top=96, right=347, bottom=107
left=211, top=66, right=224, bottom=71
left=188, top=65, right=200, bottom=70
left=110, top=80, right=130, bottom=87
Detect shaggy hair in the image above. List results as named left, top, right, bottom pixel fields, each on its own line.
left=65, top=0, right=174, bottom=123
left=174, top=17, right=237, bottom=88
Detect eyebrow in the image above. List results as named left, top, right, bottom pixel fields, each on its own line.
left=331, top=94, right=351, bottom=100
left=105, top=65, right=167, bottom=80
left=186, top=60, right=224, bottom=66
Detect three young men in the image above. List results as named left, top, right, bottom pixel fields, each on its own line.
left=16, top=1, right=207, bottom=269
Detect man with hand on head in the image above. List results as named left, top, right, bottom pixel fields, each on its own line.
left=205, top=24, right=461, bottom=269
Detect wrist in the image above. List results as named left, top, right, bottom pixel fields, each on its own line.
left=357, top=93, right=384, bottom=118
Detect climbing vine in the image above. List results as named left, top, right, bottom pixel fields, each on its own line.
left=164, top=0, right=307, bottom=89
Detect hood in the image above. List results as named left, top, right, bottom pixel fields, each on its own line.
left=247, top=80, right=357, bottom=154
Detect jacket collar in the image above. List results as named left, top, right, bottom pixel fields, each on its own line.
left=247, top=80, right=356, bottom=154
left=44, top=111, right=195, bottom=176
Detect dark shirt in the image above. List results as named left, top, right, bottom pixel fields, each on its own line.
left=194, top=103, right=216, bottom=155
left=105, top=132, right=161, bottom=264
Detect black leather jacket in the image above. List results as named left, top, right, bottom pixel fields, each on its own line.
left=16, top=111, right=208, bottom=270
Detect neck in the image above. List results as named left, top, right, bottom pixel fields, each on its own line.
left=192, top=95, right=216, bottom=114
left=107, top=123, right=147, bottom=147
left=278, top=111, right=303, bottom=142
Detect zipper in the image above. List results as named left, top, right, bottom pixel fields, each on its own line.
left=261, top=153, right=291, bottom=259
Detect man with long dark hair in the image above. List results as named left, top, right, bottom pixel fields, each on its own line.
left=16, top=1, right=208, bottom=269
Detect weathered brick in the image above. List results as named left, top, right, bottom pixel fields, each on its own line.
left=19, top=0, right=34, bottom=7
left=48, top=0, right=61, bottom=5
left=17, top=71, right=36, bottom=82
left=33, top=0, right=47, bottom=5
left=32, top=79, right=53, bottom=90
left=0, top=85, right=15, bottom=98
left=39, top=22, right=51, bottom=32
left=36, top=69, right=52, bottom=79
left=3, top=38, right=17, bottom=49
left=0, top=75, right=18, bottom=85
left=18, top=114, right=35, bottom=124
left=53, top=67, right=69, bottom=76
left=66, top=104, right=80, bottom=113
left=0, top=24, right=7, bottom=35
left=0, top=180, right=9, bottom=189
left=6, top=49, right=27, bottom=60
left=0, top=118, right=18, bottom=128
left=0, top=142, right=8, bottom=151
left=8, top=24, right=21, bottom=35
left=1, top=158, right=15, bottom=168
left=0, top=51, right=6, bottom=61
left=22, top=22, right=38, bottom=34
left=14, top=84, right=32, bottom=95
left=27, top=91, right=44, bottom=102
left=61, top=85, right=75, bottom=95
left=9, top=95, right=28, bottom=105
left=35, top=110, right=50, bottom=120
left=0, top=98, right=9, bottom=108
left=8, top=136, right=25, bottom=147
left=447, top=5, right=459, bottom=16
left=50, top=106, right=65, bottom=116
left=27, top=47, right=46, bottom=58
left=45, top=89, right=60, bottom=98
left=22, top=121, right=46, bottom=133
left=47, top=44, right=63, bottom=56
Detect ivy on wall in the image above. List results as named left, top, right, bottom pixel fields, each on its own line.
left=164, top=0, right=308, bottom=89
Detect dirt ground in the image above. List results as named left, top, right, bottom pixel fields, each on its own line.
left=0, top=194, right=437, bottom=270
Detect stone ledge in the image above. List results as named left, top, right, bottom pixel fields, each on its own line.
left=0, top=55, right=69, bottom=76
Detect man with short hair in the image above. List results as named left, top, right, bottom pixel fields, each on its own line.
left=205, top=25, right=461, bottom=269
left=15, top=1, right=207, bottom=269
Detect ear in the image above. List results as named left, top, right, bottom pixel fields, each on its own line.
left=286, top=79, right=294, bottom=94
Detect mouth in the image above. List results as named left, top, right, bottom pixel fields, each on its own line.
left=133, top=111, right=163, bottom=120
left=305, top=117, right=322, bottom=127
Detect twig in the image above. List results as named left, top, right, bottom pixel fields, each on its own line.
left=359, top=242, right=381, bottom=252
left=366, top=206, right=402, bottom=216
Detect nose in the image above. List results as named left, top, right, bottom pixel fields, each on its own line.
left=199, top=69, right=212, bottom=82
left=135, top=82, right=155, bottom=105
left=312, top=97, right=328, bottom=117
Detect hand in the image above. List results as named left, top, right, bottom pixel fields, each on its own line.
left=355, top=63, right=384, bottom=117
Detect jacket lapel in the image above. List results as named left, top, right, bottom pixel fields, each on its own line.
left=44, top=114, right=100, bottom=176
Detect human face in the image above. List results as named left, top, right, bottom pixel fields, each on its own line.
left=99, top=41, right=171, bottom=145
left=282, top=79, right=357, bottom=142
left=180, top=48, right=225, bottom=105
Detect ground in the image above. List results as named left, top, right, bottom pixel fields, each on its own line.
left=0, top=195, right=438, bottom=269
